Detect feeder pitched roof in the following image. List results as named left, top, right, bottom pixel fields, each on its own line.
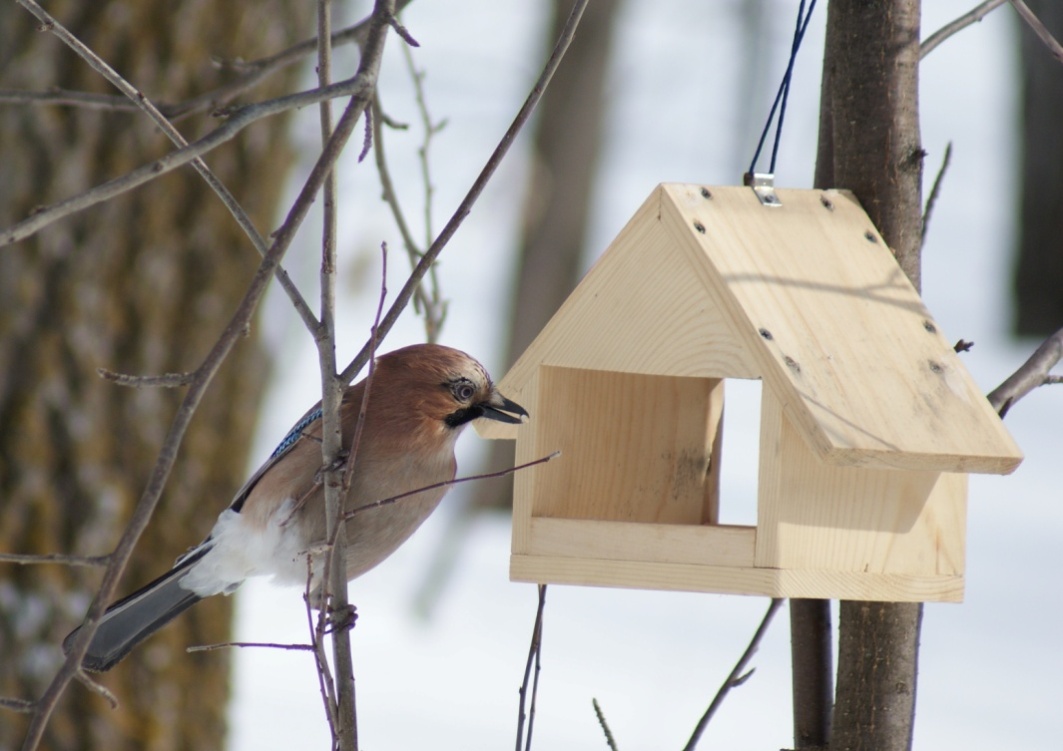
left=481, top=184, right=1021, bottom=475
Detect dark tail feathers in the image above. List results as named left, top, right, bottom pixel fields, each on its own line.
left=64, top=549, right=207, bottom=672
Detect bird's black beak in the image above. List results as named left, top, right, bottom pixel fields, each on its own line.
left=478, top=394, right=528, bottom=424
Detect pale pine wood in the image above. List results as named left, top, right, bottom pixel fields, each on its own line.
left=483, top=183, right=1024, bottom=602
left=756, top=386, right=967, bottom=576
left=524, top=518, right=755, bottom=568
left=661, top=183, right=1022, bottom=474
left=531, top=366, right=722, bottom=524
left=510, top=555, right=964, bottom=602
left=476, top=186, right=758, bottom=442
left=510, top=370, right=544, bottom=556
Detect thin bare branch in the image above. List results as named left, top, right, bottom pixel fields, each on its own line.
left=186, top=641, right=315, bottom=653
left=0, top=88, right=135, bottom=111
left=404, top=41, right=448, bottom=340
left=0, top=552, right=109, bottom=568
left=988, top=327, right=1063, bottom=417
left=305, top=558, right=340, bottom=743
left=0, top=697, right=36, bottom=714
left=2, top=2, right=410, bottom=121
left=344, top=451, right=559, bottom=522
left=683, top=598, right=784, bottom=751
left=386, top=13, right=420, bottom=48
left=1, top=74, right=373, bottom=250
left=19, top=5, right=394, bottom=747
left=371, top=95, right=438, bottom=335
left=312, top=1, right=361, bottom=746
left=97, top=368, right=194, bottom=388
left=921, top=0, right=1007, bottom=58
left=12, top=0, right=317, bottom=330
left=339, top=0, right=591, bottom=386
left=515, top=584, right=547, bottom=751
left=921, top=141, right=952, bottom=246
left=1011, top=0, right=1063, bottom=63
left=73, top=671, right=118, bottom=709
left=592, top=699, right=620, bottom=751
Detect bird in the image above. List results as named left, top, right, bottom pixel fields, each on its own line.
left=64, top=343, right=527, bottom=672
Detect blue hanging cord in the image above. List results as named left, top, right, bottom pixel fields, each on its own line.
left=747, top=0, right=818, bottom=177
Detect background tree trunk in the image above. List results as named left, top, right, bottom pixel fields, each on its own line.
left=819, top=1, right=924, bottom=750
left=472, top=0, right=623, bottom=510
left=1012, top=0, right=1063, bottom=336
left=414, top=0, right=623, bottom=613
left=0, top=2, right=303, bottom=749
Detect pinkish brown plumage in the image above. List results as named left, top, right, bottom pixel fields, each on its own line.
left=65, top=344, right=526, bottom=671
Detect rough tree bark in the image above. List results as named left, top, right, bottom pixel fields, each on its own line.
left=817, top=2, right=925, bottom=751
left=1012, top=0, right=1063, bottom=336
left=0, top=2, right=302, bottom=749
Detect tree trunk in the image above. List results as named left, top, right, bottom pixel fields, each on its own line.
left=0, top=3, right=302, bottom=749
left=1012, top=0, right=1063, bottom=336
left=818, top=2, right=924, bottom=750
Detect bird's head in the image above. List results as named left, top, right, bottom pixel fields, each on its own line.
left=371, top=344, right=527, bottom=434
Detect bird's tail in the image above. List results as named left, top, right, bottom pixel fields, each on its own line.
left=64, top=547, right=209, bottom=672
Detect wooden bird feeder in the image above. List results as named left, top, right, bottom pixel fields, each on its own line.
left=478, top=184, right=1022, bottom=603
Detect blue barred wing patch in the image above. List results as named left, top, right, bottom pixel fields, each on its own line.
left=270, top=406, right=323, bottom=459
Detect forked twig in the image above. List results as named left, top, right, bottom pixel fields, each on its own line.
left=988, top=327, right=1063, bottom=417
left=921, top=0, right=1007, bottom=58
left=682, top=598, right=784, bottom=751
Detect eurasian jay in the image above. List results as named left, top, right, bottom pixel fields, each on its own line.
left=65, top=343, right=527, bottom=672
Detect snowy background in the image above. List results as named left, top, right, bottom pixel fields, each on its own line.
left=228, top=2, right=1062, bottom=749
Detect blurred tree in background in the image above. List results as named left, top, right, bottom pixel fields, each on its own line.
left=1013, top=0, right=1063, bottom=336
left=0, top=2, right=303, bottom=748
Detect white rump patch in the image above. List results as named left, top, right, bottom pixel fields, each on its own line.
left=180, top=500, right=320, bottom=597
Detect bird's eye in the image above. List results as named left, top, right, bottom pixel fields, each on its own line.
left=453, top=382, right=476, bottom=402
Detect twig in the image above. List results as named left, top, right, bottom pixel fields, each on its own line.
left=0, top=88, right=138, bottom=111
left=344, top=451, right=560, bottom=521
left=0, top=697, right=36, bottom=714
left=1, top=73, right=375, bottom=251
left=96, top=368, right=195, bottom=388
left=682, top=598, right=784, bottom=751
left=313, top=2, right=361, bottom=748
left=339, top=0, right=591, bottom=386
left=342, top=244, right=389, bottom=501
left=18, top=6, right=395, bottom=749
left=371, top=95, right=437, bottom=332
left=987, top=327, right=1063, bottom=417
left=0, top=552, right=109, bottom=567
left=592, top=698, right=619, bottom=751
left=13, top=0, right=318, bottom=332
left=2, top=3, right=410, bottom=121
left=515, top=584, right=547, bottom=751
left=403, top=40, right=448, bottom=341
left=921, top=0, right=1007, bottom=58
left=921, top=141, right=952, bottom=246
left=1011, top=0, right=1063, bottom=64
left=73, top=670, right=118, bottom=709
left=185, top=641, right=315, bottom=653
left=305, top=560, right=340, bottom=744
